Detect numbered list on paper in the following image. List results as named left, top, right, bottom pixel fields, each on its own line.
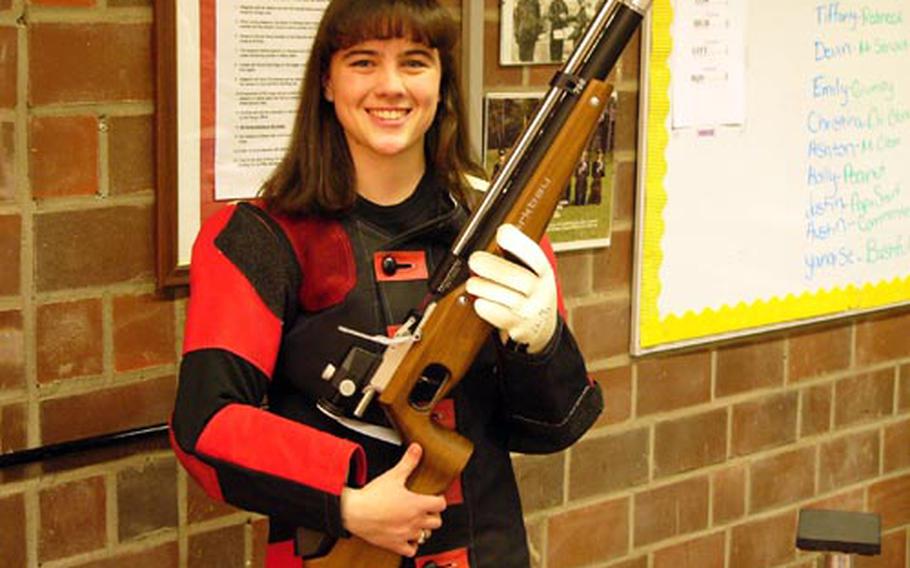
left=214, top=1, right=329, bottom=200
left=803, top=1, right=910, bottom=284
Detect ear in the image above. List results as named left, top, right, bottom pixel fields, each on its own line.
left=324, top=77, right=334, bottom=102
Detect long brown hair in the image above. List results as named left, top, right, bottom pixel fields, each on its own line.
left=259, top=0, right=484, bottom=216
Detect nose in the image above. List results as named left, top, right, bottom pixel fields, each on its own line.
left=375, top=63, right=406, bottom=96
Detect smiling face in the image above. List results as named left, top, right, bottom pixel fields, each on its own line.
left=324, top=38, right=442, bottom=169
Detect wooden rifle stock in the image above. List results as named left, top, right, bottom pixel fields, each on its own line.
left=306, top=78, right=613, bottom=568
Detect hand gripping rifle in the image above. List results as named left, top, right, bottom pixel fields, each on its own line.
left=306, top=1, right=650, bottom=565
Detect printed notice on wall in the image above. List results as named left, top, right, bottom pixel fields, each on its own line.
left=213, top=1, right=329, bottom=200
left=636, top=0, right=910, bottom=352
left=670, top=0, right=747, bottom=129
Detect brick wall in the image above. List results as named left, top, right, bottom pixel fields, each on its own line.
left=0, top=0, right=908, bottom=567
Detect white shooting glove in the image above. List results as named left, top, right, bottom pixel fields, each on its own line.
left=466, top=224, right=558, bottom=354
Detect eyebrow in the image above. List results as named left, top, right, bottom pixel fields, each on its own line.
left=340, top=47, right=436, bottom=60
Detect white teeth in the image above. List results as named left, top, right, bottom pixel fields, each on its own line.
left=370, top=109, right=408, bottom=120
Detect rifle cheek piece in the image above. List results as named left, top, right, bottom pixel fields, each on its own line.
left=316, top=346, right=383, bottom=419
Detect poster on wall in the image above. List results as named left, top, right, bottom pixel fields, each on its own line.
left=483, top=91, right=617, bottom=251
left=499, top=0, right=605, bottom=65
left=156, top=0, right=329, bottom=286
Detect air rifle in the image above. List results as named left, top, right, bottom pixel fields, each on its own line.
left=307, top=1, right=650, bottom=565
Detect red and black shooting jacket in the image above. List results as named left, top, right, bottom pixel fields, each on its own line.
left=170, top=172, right=603, bottom=567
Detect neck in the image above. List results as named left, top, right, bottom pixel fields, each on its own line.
left=352, top=147, right=427, bottom=206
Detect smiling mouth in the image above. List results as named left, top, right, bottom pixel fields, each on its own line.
left=368, top=109, right=410, bottom=120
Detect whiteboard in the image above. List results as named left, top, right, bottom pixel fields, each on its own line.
left=633, top=0, right=910, bottom=354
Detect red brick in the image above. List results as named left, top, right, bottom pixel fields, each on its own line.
left=591, top=366, right=632, bottom=427
left=712, top=464, right=746, bottom=524
left=186, top=474, right=239, bottom=523
left=855, top=311, right=910, bottom=365
left=731, top=392, right=798, bottom=456
left=729, top=511, right=797, bottom=568
left=834, top=369, right=895, bottom=428
left=0, top=309, right=24, bottom=390
left=33, top=0, right=95, bottom=6
left=547, top=497, right=629, bottom=567
left=716, top=338, right=785, bottom=397
left=572, top=297, right=630, bottom=360
left=29, top=115, right=99, bottom=198
left=526, top=517, right=544, bottom=568
left=592, top=227, right=632, bottom=294
left=0, top=27, right=15, bottom=108
left=113, top=293, right=176, bottom=371
left=613, top=160, right=635, bottom=223
left=251, top=518, right=269, bottom=568
left=884, top=418, right=910, bottom=473
left=0, top=214, right=20, bottom=294
left=73, top=541, right=179, bottom=568
left=854, top=529, right=907, bottom=568
left=40, top=374, right=176, bottom=445
left=652, top=531, right=725, bottom=568
left=556, top=249, right=591, bottom=298
left=749, top=447, right=816, bottom=512
left=35, top=205, right=154, bottom=291
left=801, top=383, right=832, bottom=438
left=868, top=473, right=910, bottom=530
left=789, top=325, right=851, bottom=382
left=900, top=366, right=910, bottom=411
left=36, top=298, right=103, bottom=383
left=654, top=408, right=727, bottom=477
left=614, top=92, right=638, bottom=153
left=29, top=23, right=152, bottom=105
left=0, top=493, right=26, bottom=567
left=513, top=452, right=565, bottom=513
left=188, top=524, right=246, bottom=568
left=0, top=121, right=14, bottom=201
left=636, top=351, right=711, bottom=416
left=570, top=427, right=649, bottom=500
left=108, top=0, right=151, bottom=6
left=109, top=115, right=154, bottom=195
left=634, top=477, right=709, bottom=547
left=1, top=401, right=27, bottom=453
left=117, top=457, right=178, bottom=541
left=807, top=487, right=865, bottom=512
left=39, top=476, right=107, bottom=561
left=819, top=429, right=880, bottom=493
left=606, top=557, right=647, bottom=568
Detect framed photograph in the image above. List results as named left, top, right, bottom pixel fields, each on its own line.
left=483, top=90, right=617, bottom=251
left=499, top=0, right=602, bottom=65
left=155, top=0, right=329, bottom=287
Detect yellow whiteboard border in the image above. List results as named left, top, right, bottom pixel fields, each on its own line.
left=639, top=0, right=910, bottom=349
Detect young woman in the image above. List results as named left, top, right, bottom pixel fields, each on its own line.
left=170, top=1, right=603, bottom=566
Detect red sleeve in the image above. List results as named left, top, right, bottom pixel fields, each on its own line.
left=171, top=204, right=366, bottom=535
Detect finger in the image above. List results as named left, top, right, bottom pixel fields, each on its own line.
left=466, top=276, right=525, bottom=309
left=421, top=494, right=447, bottom=514
left=468, top=252, right=537, bottom=296
left=496, top=224, right=551, bottom=278
left=425, top=514, right=443, bottom=530
left=400, top=542, right=418, bottom=558
left=473, top=298, right=522, bottom=334
left=390, top=443, right=422, bottom=481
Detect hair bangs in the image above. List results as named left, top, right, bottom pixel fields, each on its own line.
left=327, top=0, right=457, bottom=54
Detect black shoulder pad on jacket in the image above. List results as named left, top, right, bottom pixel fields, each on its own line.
left=214, top=203, right=300, bottom=322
